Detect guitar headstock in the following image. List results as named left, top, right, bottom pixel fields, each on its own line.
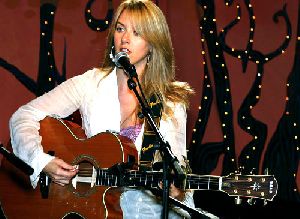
left=222, top=173, right=278, bottom=201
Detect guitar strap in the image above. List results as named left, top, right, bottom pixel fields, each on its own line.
left=139, top=93, right=163, bottom=170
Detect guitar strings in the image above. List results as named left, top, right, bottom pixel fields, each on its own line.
left=75, top=167, right=270, bottom=196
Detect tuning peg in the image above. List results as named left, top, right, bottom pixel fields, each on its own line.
left=247, top=198, right=257, bottom=205
left=237, top=166, right=244, bottom=174
left=247, top=198, right=253, bottom=205
left=250, top=168, right=256, bottom=175
left=264, top=168, right=269, bottom=175
left=235, top=196, right=242, bottom=205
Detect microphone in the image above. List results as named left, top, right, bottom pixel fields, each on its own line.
left=114, top=52, right=138, bottom=78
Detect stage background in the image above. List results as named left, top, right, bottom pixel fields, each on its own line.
left=0, top=0, right=299, bottom=218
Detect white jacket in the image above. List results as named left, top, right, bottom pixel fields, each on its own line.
left=9, top=67, right=194, bottom=218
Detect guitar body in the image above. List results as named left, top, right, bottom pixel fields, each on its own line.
left=0, top=117, right=279, bottom=218
left=0, top=117, right=138, bottom=219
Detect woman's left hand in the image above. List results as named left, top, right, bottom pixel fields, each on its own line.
left=169, top=184, right=185, bottom=201
left=159, top=182, right=185, bottom=201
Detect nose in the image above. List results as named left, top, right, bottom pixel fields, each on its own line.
left=121, top=31, right=130, bottom=44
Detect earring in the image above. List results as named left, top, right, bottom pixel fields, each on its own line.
left=147, top=54, right=151, bottom=65
left=109, top=45, right=116, bottom=63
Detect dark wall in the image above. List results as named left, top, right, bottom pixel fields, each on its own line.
left=0, top=0, right=204, bottom=157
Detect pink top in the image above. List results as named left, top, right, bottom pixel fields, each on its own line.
left=120, top=124, right=142, bottom=142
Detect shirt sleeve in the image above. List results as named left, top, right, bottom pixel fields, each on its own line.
left=159, top=102, right=188, bottom=166
left=9, top=69, right=96, bottom=188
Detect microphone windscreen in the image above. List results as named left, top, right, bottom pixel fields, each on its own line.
left=114, top=52, right=129, bottom=68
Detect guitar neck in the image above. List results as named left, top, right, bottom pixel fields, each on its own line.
left=75, top=167, right=277, bottom=201
left=93, top=170, right=222, bottom=191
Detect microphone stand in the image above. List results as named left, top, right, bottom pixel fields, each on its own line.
left=125, top=72, right=186, bottom=219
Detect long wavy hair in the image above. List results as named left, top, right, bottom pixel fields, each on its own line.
left=101, top=0, right=194, bottom=117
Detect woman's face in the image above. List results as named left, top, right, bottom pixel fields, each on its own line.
left=114, top=10, right=151, bottom=74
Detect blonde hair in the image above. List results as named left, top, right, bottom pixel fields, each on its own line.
left=101, top=0, right=194, bottom=116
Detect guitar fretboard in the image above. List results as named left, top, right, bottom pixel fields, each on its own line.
left=94, top=169, right=222, bottom=191
left=74, top=167, right=277, bottom=201
left=96, top=169, right=119, bottom=186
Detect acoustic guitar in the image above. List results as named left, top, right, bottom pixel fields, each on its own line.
left=0, top=117, right=278, bottom=219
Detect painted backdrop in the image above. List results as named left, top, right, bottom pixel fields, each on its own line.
left=0, top=0, right=299, bottom=218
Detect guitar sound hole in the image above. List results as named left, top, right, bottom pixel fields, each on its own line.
left=62, top=212, right=85, bottom=219
left=77, top=161, right=94, bottom=178
left=71, top=160, right=97, bottom=197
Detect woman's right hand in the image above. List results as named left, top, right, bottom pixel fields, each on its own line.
left=42, top=157, right=78, bottom=186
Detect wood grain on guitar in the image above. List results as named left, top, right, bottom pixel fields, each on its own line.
left=0, top=117, right=278, bottom=219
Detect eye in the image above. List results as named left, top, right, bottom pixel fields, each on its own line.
left=115, top=25, right=125, bottom=32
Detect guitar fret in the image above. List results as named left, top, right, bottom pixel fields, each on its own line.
left=219, top=176, right=222, bottom=191
left=101, top=170, right=104, bottom=185
left=104, top=170, right=107, bottom=185
left=102, top=170, right=105, bottom=186
left=114, top=174, right=117, bottom=186
left=151, top=174, right=154, bottom=187
left=114, top=174, right=118, bottom=186
left=139, top=172, right=141, bottom=184
left=103, top=171, right=106, bottom=185
left=96, top=169, right=101, bottom=185
left=133, top=171, right=136, bottom=187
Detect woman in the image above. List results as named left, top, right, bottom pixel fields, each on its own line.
left=9, top=0, right=195, bottom=218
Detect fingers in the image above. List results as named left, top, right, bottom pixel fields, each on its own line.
left=55, top=159, right=78, bottom=177
left=56, top=158, right=78, bottom=171
left=158, top=182, right=185, bottom=201
left=43, top=157, right=78, bottom=186
left=53, top=165, right=77, bottom=179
